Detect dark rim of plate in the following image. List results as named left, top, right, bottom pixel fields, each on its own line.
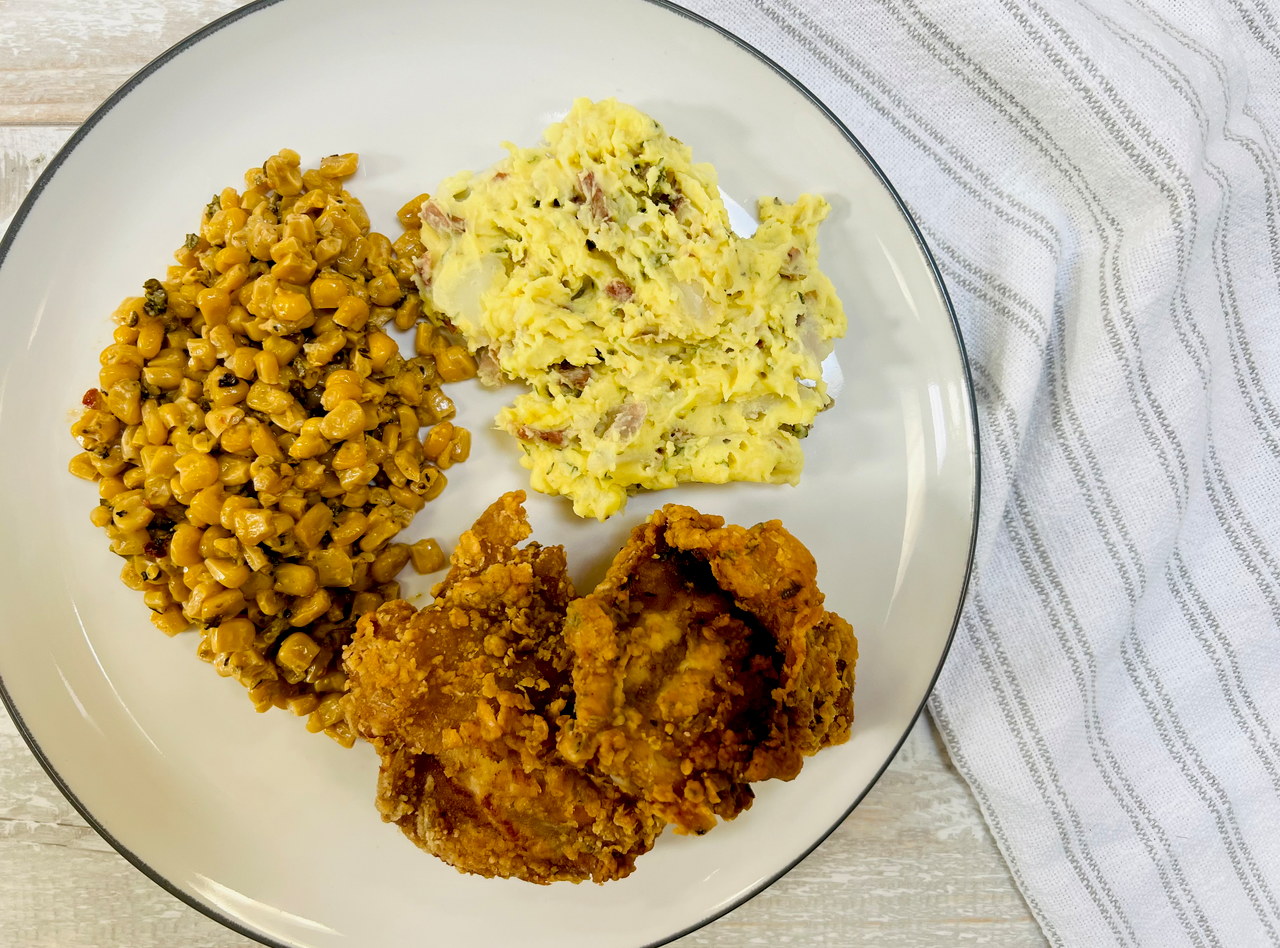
left=0, top=1, right=980, bottom=946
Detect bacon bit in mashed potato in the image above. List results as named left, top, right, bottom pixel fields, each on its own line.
left=415, top=98, right=846, bottom=520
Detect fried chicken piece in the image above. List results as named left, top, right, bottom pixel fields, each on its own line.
left=344, top=492, right=662, bottom=883
left=373, top=741, right=660, bottom=885
left=345, top=494, right=854, bottom=879
left=343, top=493, right=571, bottom=759
left=558, top=504, right=857, bottom=835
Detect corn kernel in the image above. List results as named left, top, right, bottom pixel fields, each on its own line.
left=408, top=323, right=433, bottom=358
left=423, top=468, right=447, bottom=500
left=332, top=295, right=369, bottom=331
left=227, top=346, right=258, bottom=381
left=310, top=275, right=348, bottom=309
left=288, top=589, right=332, bottom=628
left=319, top=399, right=365, bottom=441
left=68, top=452, right=99, bottom=481
left=331, top=440, right=367, bottom=471
left=274, top=563, right=318, bottom=597
left=394, top=294, right=422, bottom=332
left=140, top=401, right=168, bottom=446
left=121, top=465, right=145, bottom=490
left=367, top=272, right=403, bottom=307
left=200, top=587, right=246, bottom=621
left=211, top=617, right=256, bottom=652
left=435, top=344, right=478, bottom=383
left=214, top=245, right=250, bottom=272
left=277, top=489, right=308, bottom=519
left=306, top=692, right=344, bottom=732
left=206, top=557, right=250, bottom=589
left=197, top=286, right=232, bottom=323
left=265, top=152, right=303, bottom=196
left=366, top=331, right=397, bottom=372
left=245, top=381, right=292, bottom=414
left=359, top=516, right=400, bottom=553
left=175, top=451, right=220, bottom=491
left=218, top=455, right=253, bottom=486
left=249, top=421, right=285, bottom=461
left=294, top=503, right=334, bottom=550
left=422, top=422, right=455, bottom=462
left=396, top=193, right=429, bottom=229
left=107, top=379, right=143, bottom=425
left=310, top=548, right=354, bottom=587
left=339, top=462, right=380, bottom=492
left=262, top=335, right=300, bottom=364
left=289, top=419, right=329, bottom=460
left=272, top=290, right=313, bottom=323
left=320, top=153, right=359, bottom=178
left=288, top=694, right=321, bottom=717
left=449, top=427, right=472, bottom=464
left=252, top=350, right=280, bottom=386
left=99, top=361, right=140, bottom=389
left=330, top=510, right=368, bottom=546
left=303, top=330, right=346, bottom=367
left=142, top=588, right=173, bottom=612
left=205, top=406, right=246, bottom=438
left=272, top=254, right=317, bottom=285
left=142, top=364, right=185, bottom=390
left=277, top=632, right=320, bottom=685
left=168, top=523, right=205, bottom=566
left=151, top=607, right=189, bottom=637
left=292, top=459, right=326, bottom=490
left=370, top=544, right=410, bottom=584
left=216, top=263, right=251, bottom=295
left=234, top=507, right=277, bottom=546
left=197, top=527, right=232, bottom=562
left=140, top=444, right=178, bottom=479
left=100, top=342, right=145, bottom=368
left=283, top=212, right=317, bottom=245
left=136, top=319, right=165, bottom=360
left=410, top=537, right=448, bottom=574
left=217, top=494, right=254, bottom=531
left=119, top=559, right=147, bottom=591
left=423, top=387, right=455, bottom=422
left=205, top=370, right=247, bottom=408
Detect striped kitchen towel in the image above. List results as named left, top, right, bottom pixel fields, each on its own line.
left=681, top=0, right=1280, bottom=945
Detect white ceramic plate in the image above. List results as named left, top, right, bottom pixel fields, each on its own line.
left=0, top=1, right=977, bottom=945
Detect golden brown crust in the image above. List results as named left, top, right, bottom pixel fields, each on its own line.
left=558, top=504, right=856, bottom=834
left=374, top=740, right=661, bottom=884
left=343, top=492, right=856, bottom=879
left=344, top=492, right=661, bottom=884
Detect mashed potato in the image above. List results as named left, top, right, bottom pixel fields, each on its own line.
left=415, top=98, right=846, bottom=519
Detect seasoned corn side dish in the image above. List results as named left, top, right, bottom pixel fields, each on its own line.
left=416, top=98, right=847, bottom=520
left=68, top=150, right=476, bottom=746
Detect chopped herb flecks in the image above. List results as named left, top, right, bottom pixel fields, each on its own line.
left=142, top=278, right=168, bottom=317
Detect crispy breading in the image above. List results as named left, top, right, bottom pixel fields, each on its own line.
left=343, top=493, right=573, bottom=760
left=372, top=740, right=660, bottom=885
left=557, top=504, right=857, bottom=835
left=343, top=492, right=856, bottom=879
left=344, top=492, right=662, bottom=884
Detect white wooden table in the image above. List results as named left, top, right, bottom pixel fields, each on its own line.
left=0, top=2, right=1045, bottom=945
